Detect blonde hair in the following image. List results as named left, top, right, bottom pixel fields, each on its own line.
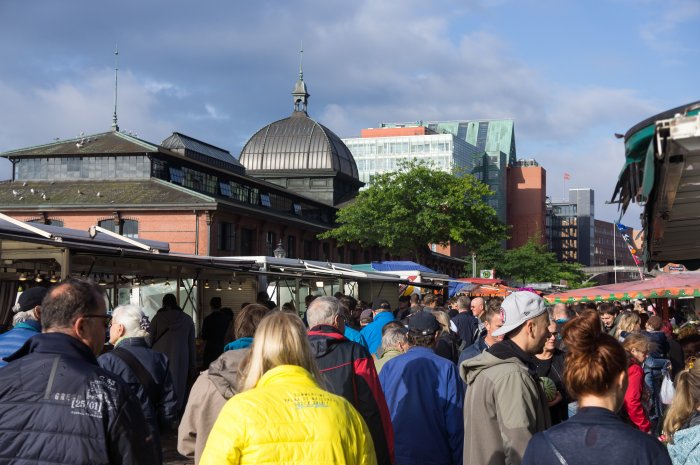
left=432, top=310, right=451, bottom=335
left=615, top=311, right=641, bottom=338
left=663, top=361, right=700, bottom=442
left=241, top=312, right=322, bottom=391
left=112, top=304, right=149, bottom=338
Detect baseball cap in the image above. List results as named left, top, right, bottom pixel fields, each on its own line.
left=492, top=291, right=547, bottom=337
left=372, top=298, right=391, bottom=311
left=407, top=312, right=440, bottom=335
left=14, top=287, right=48, bottom=313
left=360, top=309, right=374, bottom=323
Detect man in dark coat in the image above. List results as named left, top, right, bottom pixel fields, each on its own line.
left=307, top=296, right=394, bottom=465
left=0, top=278, right=157, bottom=464
left=149, top=293, right=196, bottom=415
left=200, top=296, right=232, bottom=369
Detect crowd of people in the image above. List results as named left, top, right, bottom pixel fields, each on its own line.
left=0, top=279, right=699, bottom=465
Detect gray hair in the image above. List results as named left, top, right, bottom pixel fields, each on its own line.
left=552, top=303, right=575, bottom=320
left=456, top=295, right=471, bottom=310
left=306, top=296, right=341, bottom=328
left=12, top=309, right=38, bottom=326
left=380, top=326, right=407, bottom=351
left=112, top=304, right=149, bottom=338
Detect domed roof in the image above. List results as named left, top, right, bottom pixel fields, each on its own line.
left=239, top=110, right=360, bottom=181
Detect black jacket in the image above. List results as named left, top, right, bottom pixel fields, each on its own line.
left=98, top=336, right=178, bottom=458
left=0, top=333, right=158, bottom=465
left=308, top=325, right=394, bottom=465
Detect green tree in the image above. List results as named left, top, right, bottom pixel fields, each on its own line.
left=319, top=160, right=506, bottom=259
left=498, top=237, right=587, bottom=287
left=464, top=239, right=506, bottom=277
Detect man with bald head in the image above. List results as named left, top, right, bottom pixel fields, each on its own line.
left=0, top=278, right=157, bottom=464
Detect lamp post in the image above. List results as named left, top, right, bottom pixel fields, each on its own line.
left=273, top=240, right=287, bottom=259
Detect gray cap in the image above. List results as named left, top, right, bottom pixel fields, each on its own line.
left=492, top=291, right=546, bottom=337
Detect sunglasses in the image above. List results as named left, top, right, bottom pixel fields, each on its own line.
left=83, top=314, right=112, bottom=328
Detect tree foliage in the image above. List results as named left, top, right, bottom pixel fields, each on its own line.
left=319, top=160, right=506, bottom=258
left=494, top=237, right=588, bottom=287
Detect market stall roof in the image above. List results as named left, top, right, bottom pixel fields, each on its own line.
left=223, top=256, right=405, bottom=284
left=0, top=215, right=257, bottom=280
left=351, top=261, right=451, bottom=289
left=545, top=271, right=700, bottom=304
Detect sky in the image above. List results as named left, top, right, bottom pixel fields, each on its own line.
left=0, top=0, right=698, bottom=229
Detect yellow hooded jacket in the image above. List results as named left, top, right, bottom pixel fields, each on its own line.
left=200, top=364, right=377, bottom=465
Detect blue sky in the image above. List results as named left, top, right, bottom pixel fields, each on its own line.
left=0, top=0, right=698, bottom=228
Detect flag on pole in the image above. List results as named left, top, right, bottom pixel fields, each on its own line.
left=563, top=172, right=571, bottom=180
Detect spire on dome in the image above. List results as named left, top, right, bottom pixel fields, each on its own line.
left=292, top=42, right=310, bottom=114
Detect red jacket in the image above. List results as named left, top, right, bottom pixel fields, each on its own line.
left=624, top=360, right=650, bottom=433
left=308, top=325, right=394, bottom=465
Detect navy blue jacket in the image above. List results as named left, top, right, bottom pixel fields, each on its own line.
left=451, top=311, right=480, bottom=347
left=379, top=346, right=464, bottom=465
left=98, top=337, right=178, bottom=443
left=0, top=333, right=158, bottom=464
left=0, top=320, right=40, bottom=368
left=522, top=407, right=671, bottom=465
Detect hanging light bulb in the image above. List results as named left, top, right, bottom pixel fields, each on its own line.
left=34, top=273, right=43, bottom=283
left=216, top=281, right=222, bottom=291
left=49, top=271, right=58, bottom=283
left=237, top=281, right=243, bottom=291
left=18, top=271, right=27, bottom=281
left=98, top=274, right=107, bottom=286
left=204, top=280, right=210, bottom=289
left=133, top=276, right=141, bottom=286
left=227, top=281, right=233, bottom=291
left=164, top=278, right=171, bottom=287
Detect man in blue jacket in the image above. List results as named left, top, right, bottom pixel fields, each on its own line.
left=0, top=286, right=47, bottom=368
left=379, top=312, right=464, bottom=465
left=360, top=298, right=395, bottom=355
left=0, top=278, right=157, bottom=464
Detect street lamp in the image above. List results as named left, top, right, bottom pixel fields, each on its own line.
left=273, top=240, right=287, bottom=259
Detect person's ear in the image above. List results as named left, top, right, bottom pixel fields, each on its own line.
left=33, top=306, right=41, bottom=322
left=73, top=316, right=87, bottom=339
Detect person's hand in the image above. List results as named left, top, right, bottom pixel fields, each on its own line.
left=548, top=391, right=563, bottom=407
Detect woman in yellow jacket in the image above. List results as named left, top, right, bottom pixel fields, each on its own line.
left=200, top=311, right=377, bottom=465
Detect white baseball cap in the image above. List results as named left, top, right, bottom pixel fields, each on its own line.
left=492, top=291, right=547, bottom=337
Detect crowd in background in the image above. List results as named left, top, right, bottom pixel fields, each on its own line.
left=0, top=280, right=699, bottom=465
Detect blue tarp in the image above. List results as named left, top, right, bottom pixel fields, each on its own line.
left=448, top=281, right=478, bottom=298
left=367, top=261, right=437, bottom=273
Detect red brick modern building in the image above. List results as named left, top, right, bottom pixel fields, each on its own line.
left=507, top=159, right=547, bottom=248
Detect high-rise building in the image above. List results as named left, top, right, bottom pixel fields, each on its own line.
left=546, top=188, right=595, bottom=265
left=342, top=126, right=474, bottom=185
left=380, top=119, right=516, bottom=223
left=507, top=159, right=546, bottom=249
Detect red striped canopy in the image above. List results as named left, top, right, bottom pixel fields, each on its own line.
left=545, top=271, right=700, bottom=304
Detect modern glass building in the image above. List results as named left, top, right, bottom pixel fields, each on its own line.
left=546, top=188, right=595, bottom=265
left=380, top=119, right=516, bottom=223
left=342, top=133, right=474, bottom=185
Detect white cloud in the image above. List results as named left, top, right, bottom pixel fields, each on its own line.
left=638, top=0, right=700, bottom=52
left=0, top=68, right=175, bottom=178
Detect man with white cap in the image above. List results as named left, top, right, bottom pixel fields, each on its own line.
left=460, top=291, right=551, bottom=465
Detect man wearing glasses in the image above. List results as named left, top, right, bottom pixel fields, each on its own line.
left=0, top=278, right=157, bottom=464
